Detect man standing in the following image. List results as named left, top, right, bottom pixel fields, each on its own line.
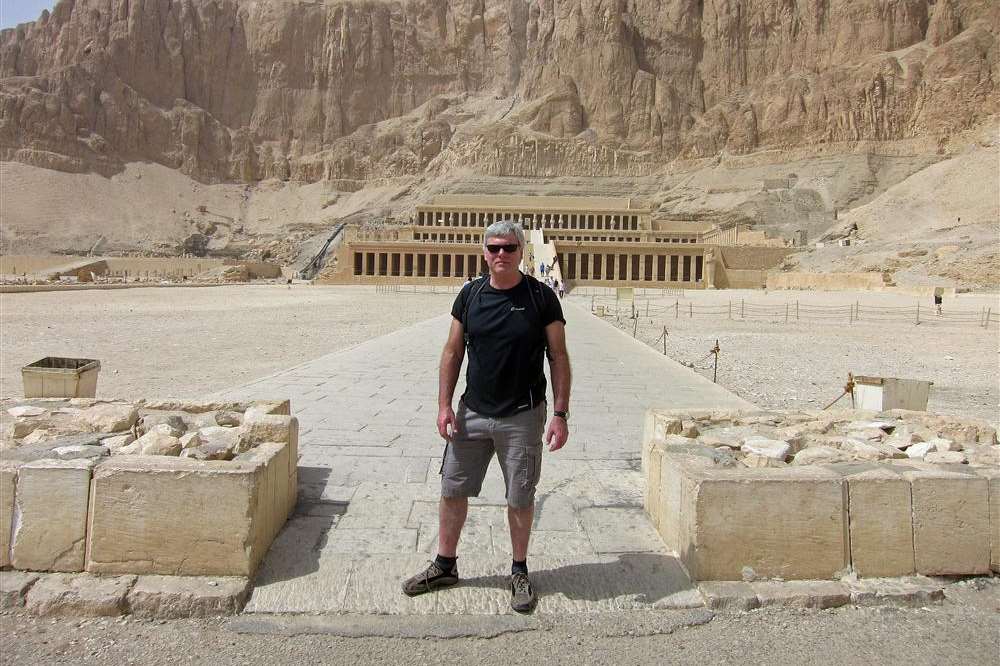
left=402, top=220, right=571, bottom=613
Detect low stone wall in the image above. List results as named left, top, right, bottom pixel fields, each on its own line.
left=1, top=398, right=297, bottom=578
left=716, top=268, right=766, bottom=289
left=766, top=272, right=887, bottom=291
left=642, top=408, right=999, bottom=581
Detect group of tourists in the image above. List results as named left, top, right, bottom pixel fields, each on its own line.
left=538, top=261, right=564, bottom=299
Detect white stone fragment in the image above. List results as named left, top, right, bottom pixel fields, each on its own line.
left=20, top=429, right=52, bottom=445
left=848, top=421, right=896, bottom=432
left=924, top=451, right=967, bottom=465
left=102, top=433, right=136, bottom=453
left=906, top=441, right=935, bottom=459
left=76, top=403, right=139, bottom=433
left=792, top=446, right=854, bottom=465
left=928, top=437, right=960, bottom=452
left=179, top=432, right=203, bottom=450
left=197, top=426, right=239, bottom=452
left=7, top=406, right=46, bottom=418
left=137, top=430, right=182, bottom=456
left=740, top=437, right=790, bottom=461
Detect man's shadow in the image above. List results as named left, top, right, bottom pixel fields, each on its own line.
left=459, top=553, right=694, bottom=604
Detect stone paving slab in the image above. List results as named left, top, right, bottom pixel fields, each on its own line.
left=221, top=300, right=752, bottom=615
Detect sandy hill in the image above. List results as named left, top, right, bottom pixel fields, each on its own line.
left=792, top=133, right=1000, bottom=288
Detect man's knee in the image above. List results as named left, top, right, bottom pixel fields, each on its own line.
left=441, top=495, right=469, bottom=510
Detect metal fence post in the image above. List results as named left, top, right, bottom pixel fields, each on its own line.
left=712, top=340, right=720, bottom=383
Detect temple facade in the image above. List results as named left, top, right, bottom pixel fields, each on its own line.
left=318, top=195, right=792, bottom=289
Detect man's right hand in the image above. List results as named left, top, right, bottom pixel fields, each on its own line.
left=437, top=405, right=457, bottom=441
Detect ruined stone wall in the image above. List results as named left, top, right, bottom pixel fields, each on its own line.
left=766, top=271, right=889, bottom=291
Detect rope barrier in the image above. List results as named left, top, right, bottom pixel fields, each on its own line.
left=587, top=295, right=997, bottom=329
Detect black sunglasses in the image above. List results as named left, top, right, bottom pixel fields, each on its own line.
left=485, top=243, right=520, bottom=254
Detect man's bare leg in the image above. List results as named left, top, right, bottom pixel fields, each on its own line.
left=508, top=504, right=534, bottom=561
left=438, top=496, right=469, bottom=557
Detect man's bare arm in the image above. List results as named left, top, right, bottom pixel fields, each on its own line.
left=544, top=320, right=571, bottom=451
left=545, top=321, right=571, bottom=411
left=437, top=318, right=466, bottom=439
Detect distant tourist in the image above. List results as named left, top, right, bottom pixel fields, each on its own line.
left=555, top=279, right=564, bottom=299
left=539, top=261, right=546, bottom=276
left=934, top=288, right=943, bottom=315
left=402, top=219, right=571, bottom=614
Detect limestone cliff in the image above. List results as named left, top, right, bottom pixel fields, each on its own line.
left=1, top=0, right=996, bottom=184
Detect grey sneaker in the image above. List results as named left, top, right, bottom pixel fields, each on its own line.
left=510, top=571, right=537, bottom=613
left=402, top=561, right=459, bottom=597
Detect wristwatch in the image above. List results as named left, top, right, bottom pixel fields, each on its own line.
left=553, top=410, right=569, bottom=421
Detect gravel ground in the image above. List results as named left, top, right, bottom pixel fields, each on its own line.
left=570, top=289, right=1000, bottom=426
left=1, top=285, right=456, bottom=400
left=1, top=582, right=998, bottom=665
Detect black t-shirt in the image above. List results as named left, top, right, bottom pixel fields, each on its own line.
left=451, top=274, right=565, bottom=417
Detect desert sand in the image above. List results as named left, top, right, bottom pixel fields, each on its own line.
left=573, top=288, right=1000, bottom=425
left=3, top=284, right=996, bottom=427
left=1, top=285, right=456, bottom=400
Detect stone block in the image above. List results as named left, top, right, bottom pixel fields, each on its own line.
left=87, top=444, right=292, bottom=577
left=904, top=469, right=990, bottom=575
left=235, top=414, right=297, bottom=454
left=126, top=575, right=251, bottom=618
left=0, top=571, right=39, bottom=608
left=75, top=403, right=138, bottom=433
left=25, top=573, right=136, bottom=617
left=652, top=450, right=714, bottom=554
left=976, top=468, right=1000, bottom=573
left=681, top=467, right=847, bottom=581
left=12, top=458, right=95, bottom=572
left=645, top=441, right=665, bottom=530
left=846, top=468, right=914, bottom=577
left=699, top=581, right=760, bottom=611
left=0, top=461, right=16, bottom=568
left=752, top=580, right=850, bottom=609
left=846, top=577, right=945, bottom=607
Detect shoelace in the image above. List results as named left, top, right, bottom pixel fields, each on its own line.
left=512, top=574, right=531, bottom=595
left=415, top=561, right=446, bottom=592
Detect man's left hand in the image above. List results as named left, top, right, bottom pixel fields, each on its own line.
left=544, top=417, right=568, bottom=452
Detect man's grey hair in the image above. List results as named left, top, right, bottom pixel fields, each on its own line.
left=483, top=219, right=525, bottom=247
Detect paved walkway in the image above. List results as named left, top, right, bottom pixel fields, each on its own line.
left=221, top=300, right=752, bottom=615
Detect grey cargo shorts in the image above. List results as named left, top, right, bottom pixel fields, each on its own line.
left=440, top=400, right=546, bottom=508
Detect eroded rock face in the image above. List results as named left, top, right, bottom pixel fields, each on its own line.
left=0, top=0, right=995, bottom=183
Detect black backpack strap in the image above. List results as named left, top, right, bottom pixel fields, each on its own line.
left=462, top=277, right=489, bottom=346
left=522, top=274, right=552, bottom=360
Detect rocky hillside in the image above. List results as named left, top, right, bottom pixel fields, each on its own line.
left=2, top=0, right=996, bottom=184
